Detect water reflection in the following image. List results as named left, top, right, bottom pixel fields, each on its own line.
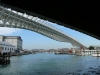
left=0, top=53, right=100, bottom=75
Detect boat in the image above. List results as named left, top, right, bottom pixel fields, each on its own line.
left=92, top=53, right=100, bottom=57
left=55, top=51, right=60, bottom=54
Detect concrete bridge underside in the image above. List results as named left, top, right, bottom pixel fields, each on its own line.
left=0, top=5, right=86, bottom=48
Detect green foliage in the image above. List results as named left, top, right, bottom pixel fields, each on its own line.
left=89, top=46, right=94, bottom=50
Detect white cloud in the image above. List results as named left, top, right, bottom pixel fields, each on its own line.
left=0, top=27, right=22, bottom=35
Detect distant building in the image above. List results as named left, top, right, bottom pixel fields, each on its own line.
left=91, top=46, right=100, bottom=50
left=0, top=35, right=22, bottom=51
left=0, top=41, right=15, bottom=53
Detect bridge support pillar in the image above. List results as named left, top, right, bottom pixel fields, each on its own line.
left=71, top=44, right=76, bottom=53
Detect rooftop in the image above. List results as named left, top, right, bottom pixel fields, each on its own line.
left=0, top=35, right=22, bottom=41
left=0, top=41, right=14, bottom=47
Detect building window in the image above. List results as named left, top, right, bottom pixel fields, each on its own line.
left=5, top=48, right=6, bottom=50
left=8, top=48, right=9, bottom=50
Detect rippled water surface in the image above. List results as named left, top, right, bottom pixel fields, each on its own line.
left=0, top=53, right=100, bottom=75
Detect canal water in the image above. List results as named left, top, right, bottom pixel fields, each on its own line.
left=0, top=53, right=100, bottom=75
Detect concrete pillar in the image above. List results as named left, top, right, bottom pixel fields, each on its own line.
left=71, top=43, right=76, bottom=53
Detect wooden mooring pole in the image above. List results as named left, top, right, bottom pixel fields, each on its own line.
left=0, top=52, right=11, bottom=65
left=0, top=46, right=11, bottom=66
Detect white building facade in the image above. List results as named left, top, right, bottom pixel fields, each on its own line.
left=0, top=35, right=22, bottom=51
left=81, top=49, right=100, bottom=55
left=0, top=41, right=15, bottom=53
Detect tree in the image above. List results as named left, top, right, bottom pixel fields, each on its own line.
left=89, top=46, right=94, bottom=50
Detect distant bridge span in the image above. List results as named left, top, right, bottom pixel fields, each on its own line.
left=0, top=5, right=86, bottom=48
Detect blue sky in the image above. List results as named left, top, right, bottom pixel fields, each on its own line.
left=0, top=24, right=100, bottom=50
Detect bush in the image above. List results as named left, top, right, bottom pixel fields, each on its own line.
left=89, top=46, right=94, bottom=50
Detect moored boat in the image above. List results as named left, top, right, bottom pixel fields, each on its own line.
left=92, top=53, right=100, bottom=57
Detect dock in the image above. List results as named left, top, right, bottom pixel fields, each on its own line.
left=0, top=52, right=11, bottom=65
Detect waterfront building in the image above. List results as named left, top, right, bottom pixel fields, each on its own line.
left=0, top=35, right=22, bottom=51
left=0, top=41, right=15, bottom=53
left=81, top=49, right=100, bottom=55
left=91, top=46, right=100, bottom=50
left=48, top=49, right=56, bottom=52
left=32, top=49, right=39, bottom=52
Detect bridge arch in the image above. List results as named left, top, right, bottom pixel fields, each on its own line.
left=0, top=5, right=86, bottom=48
